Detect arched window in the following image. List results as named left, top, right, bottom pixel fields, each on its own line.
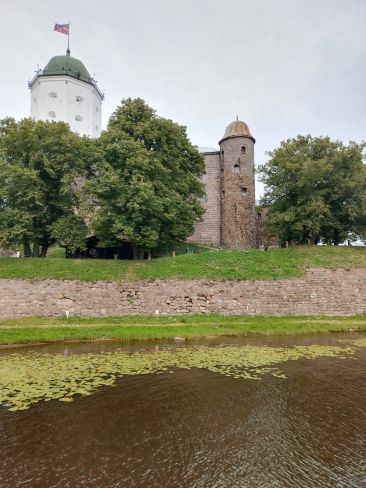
left=75, top=115, right=83, bottom=121
left=241, top=186, right=248, bottom=195
left=233, top=163, right=240, bottom=174
left=48, top=111, right=56, bottom=118
left=241, top=146, right=246, bottom=155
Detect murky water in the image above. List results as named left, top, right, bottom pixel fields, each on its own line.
left=1, top=334, right=366, bottom=487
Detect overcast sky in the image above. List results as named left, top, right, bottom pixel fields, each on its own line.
left=1, top=0, right=365, bottom=196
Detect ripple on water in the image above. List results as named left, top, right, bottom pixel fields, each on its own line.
left=0, top=337, right=366, bottom=487
left=0, top=341, right=361, bottom=411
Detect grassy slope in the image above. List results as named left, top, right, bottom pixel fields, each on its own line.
left=0, top=315, right=365, bottom=346
left=0, top=246, right=365, bottom=281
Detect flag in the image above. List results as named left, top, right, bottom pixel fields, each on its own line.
left=54, top=23, right=70, bottom=36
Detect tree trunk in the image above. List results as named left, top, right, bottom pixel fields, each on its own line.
left=23, top=241, right=31, bottom=258
left=132, top=246, right=138, bottom=260
left=309, top=235, right=318, bottom=245
left=32, top=242, right=39, bottom=258
left=40, top=244, right=49, bottom=257
left=147, top=250, right=152, bottom=260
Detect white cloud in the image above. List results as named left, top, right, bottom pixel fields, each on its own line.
left=1, top=0, right=365, bottom=197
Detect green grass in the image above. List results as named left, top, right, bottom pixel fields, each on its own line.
left=0, top=246, right=365, bottom=281
left=0, top=314, right=365, bottom=346
left=47, top=246, right=66, bottom=259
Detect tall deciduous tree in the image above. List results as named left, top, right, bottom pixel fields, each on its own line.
left=259, top=135, right=366, bottom=244
left=85, top=98, right=205, bottom=256
left=0, top=118, right=91, bottom=256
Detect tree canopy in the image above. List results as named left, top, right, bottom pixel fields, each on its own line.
left=0, top=100, right=205, bottom=258
left=0, top=118, right=91, bottom=256
left=259, top=135, right=366, bottom=244
left=84, top=98, right=205, bottom=255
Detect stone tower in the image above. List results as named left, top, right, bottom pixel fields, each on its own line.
left=29, top=50, right=104, bottom=138
left=219, top=119, right=256, bottom=248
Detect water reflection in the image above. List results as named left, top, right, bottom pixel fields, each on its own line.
left=0, top=334, right=366, bottom=487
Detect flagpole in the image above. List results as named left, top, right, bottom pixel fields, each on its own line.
left=67, top=22, right=71, bottom=54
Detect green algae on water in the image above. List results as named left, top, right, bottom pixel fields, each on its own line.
left=337, top=339, right=366, bottom=348
left=0, top=343, right=360, bottom=411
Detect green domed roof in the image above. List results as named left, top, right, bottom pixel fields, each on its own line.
left=42, top=50, right=92, bottom=83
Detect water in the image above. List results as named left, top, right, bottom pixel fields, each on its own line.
left=1, top=334, right=366, bottom=487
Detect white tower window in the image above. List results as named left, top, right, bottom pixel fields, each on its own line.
left=49, top=92, right=57, bottom=98
left=75, top=115, right=83, bottom=121
left=75, top=96, right=84, bottom=102
left=233, top=163, right=240, bottom=174
left=48, top=111, right=56, bottom=118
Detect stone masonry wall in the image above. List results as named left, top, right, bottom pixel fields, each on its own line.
left=220, top=135, right=256, bottom=248
left=0, top=268, right=365, bottom=318
left=189, top=152, right=221, bottom=247
left=255, top=207, right=279, bottom=248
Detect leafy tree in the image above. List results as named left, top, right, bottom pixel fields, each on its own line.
left=0, top=118, right=91, bottom=256
left=49, top=215, right=88, bottom=253
left=85, top=98, right=205, bottom=256
left=259, top=135, right=366, bottom=244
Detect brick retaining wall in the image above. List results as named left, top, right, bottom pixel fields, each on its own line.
left=0, top=268, right=365, bottom=318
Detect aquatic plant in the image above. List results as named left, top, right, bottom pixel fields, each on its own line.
left=0, top=342, right=361, bottom=411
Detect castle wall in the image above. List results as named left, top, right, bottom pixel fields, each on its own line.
left=0, top=268, right=365, bottom=317
left=255, top=207, right=279, bottom=248
left=189, top=152, right=221, bottom=247
left=220, top=136, right=256, bottom=248
left=190, top=122, right=257, bottom=249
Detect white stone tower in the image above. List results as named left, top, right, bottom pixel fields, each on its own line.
left=29, top=49, right=103, bottom=138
